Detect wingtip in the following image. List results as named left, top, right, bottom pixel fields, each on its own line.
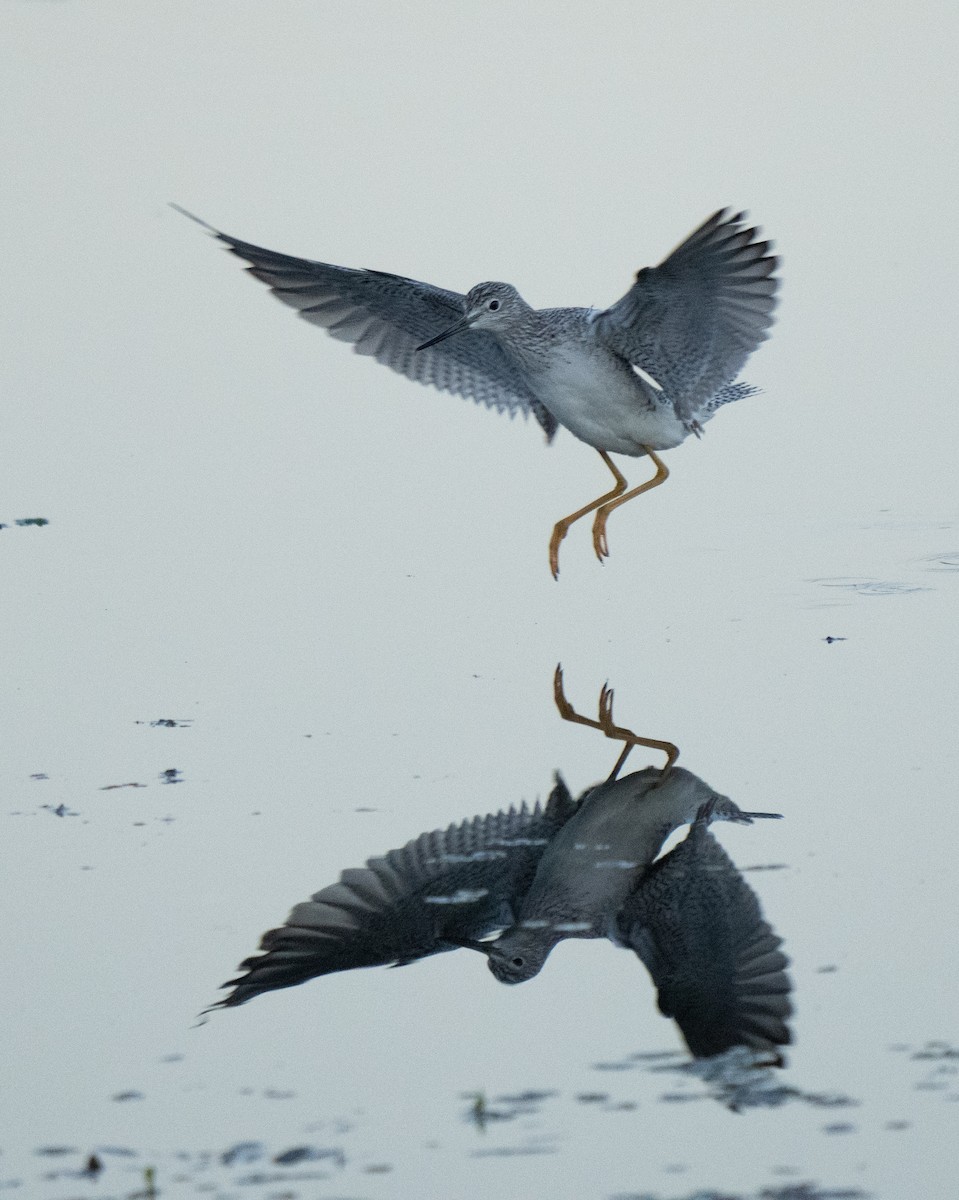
left=169, top=202, right=219, bottom=235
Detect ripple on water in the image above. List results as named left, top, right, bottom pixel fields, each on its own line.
left=813, top=578, right=929, bottom=596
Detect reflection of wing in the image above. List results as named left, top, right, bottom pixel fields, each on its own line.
left=618, top=816, right=791, bottom=1059
left=594, top=210, right=778, bottom=425
left=175, top=207, right=556, bottom=437
left=213, top=776, right=579, bottom=1008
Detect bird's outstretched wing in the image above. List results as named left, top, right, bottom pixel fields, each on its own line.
left=594, top=209, right=779, bottom=426
left=618, top=813, right=792, bottom=1059
left=212, top=776, right=579, bottom=1008
left=173, top=206, right=557, bottom=438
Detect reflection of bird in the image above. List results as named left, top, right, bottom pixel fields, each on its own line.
left=174, top=205, right=778, bottom=576
left=210, top=775, right=789, bottom=1059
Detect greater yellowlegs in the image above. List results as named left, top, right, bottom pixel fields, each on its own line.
left=174, top=206, right=778, bottom=576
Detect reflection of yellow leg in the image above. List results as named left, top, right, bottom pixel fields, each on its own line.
left=592, top=447, right=669, bottom=562
left=553, top=664, right=679, bottom=780
left=549, top=450, right=626, bottom=579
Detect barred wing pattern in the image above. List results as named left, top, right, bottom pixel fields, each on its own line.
left=620, top=814, right=792, bottom=1059
left=595, top=209, right=778, bottom=426
left=184, top=211, right=557, bottom=438
left=214, top=777, right=579, bottom=1008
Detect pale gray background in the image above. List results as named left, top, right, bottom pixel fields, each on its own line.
left=2, top=2, right=957, bottom=1197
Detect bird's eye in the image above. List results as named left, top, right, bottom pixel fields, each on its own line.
left=488, top=299, right=500, bottom=311
left=511, top=956, right=524, bottom=968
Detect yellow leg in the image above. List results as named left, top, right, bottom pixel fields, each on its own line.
left=553, top=664, right=679, bottom=780
left=549, top=450, right=627, bottom=579
left=592, top=447, right=670, bottom=563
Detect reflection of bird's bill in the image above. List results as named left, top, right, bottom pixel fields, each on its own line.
left=445, top=935, right=493, bottom=955
left=416, top=315, right=474, bottom=351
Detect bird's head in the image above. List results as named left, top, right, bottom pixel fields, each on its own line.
left=416, top=283, right=529, bottom=350
left=486, top=928, right=554, bottom=985
left=463, top=282, right=527, bottom=329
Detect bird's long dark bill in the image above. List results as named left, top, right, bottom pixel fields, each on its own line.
left=735, top=811, right=783, bottom=823
left=416, top=317, right=473, bottom=351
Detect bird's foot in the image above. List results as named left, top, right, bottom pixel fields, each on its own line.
left=592, top=511, right=611, bottom=562
left=548, top=522, right=568, bottom=579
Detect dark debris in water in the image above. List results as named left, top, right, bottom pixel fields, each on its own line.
left=0, top=517, right=49, bottom=529
left=234, top=1167, right=333, bottom=1185
left=911, top=1040, right=958, bottom=1061
left=463, top=1089, right=558, bottom=1132
left=610, top=1187, right=870, bottom=1200
left=471, top=1143, right=559, bottom=1157
left=895, top=1041, right=959, bottom=1101
left=221, top=1141, right=264, bottom=1166
left=923, top=552, right=959, bottom=571
left=494, top=1089, right=558, bottom=1104
left=644, top=1050, right=860, bottom=1114
left=16, top=1125, right=875, bottom=1198
left=800, top=1093, right=859, bottom=1109
left=272, top=1145, right=345, bottom=1167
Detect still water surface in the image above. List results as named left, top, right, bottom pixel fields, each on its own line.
left=3, top=4, right=958, bottom=1198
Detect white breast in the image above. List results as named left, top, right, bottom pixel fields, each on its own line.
left=531, top=346, right=687, bottom=456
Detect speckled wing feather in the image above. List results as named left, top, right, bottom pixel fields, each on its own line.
left=594, top=209, right=779, bottom=426
left=176, top=208, right=556, bottom=439
left=212, top=776, right=579, bottom=1008
left=618, top=814, right=792, bottom=1058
